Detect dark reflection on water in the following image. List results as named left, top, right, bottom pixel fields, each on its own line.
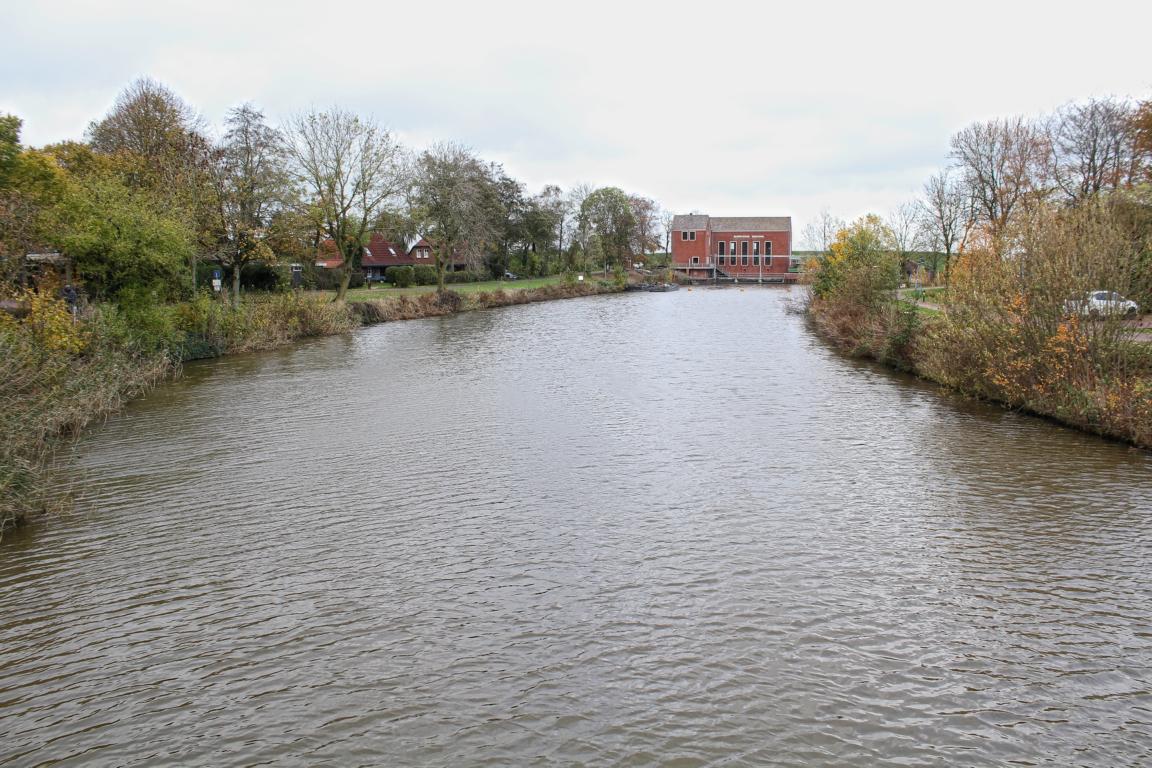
left=3, top=288, right=1152, bottom=767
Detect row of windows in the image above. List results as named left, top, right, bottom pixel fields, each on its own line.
left=690, top=256, right=775, bottom=267
left=678, top=233, right=776, bottom=255
left=717, top=240, right=772, bottom=256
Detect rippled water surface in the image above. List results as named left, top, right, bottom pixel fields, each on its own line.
left=4, top=289, right=1152, bottom=766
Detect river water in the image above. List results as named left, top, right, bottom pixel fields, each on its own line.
left=3, top=288, right=1152, bottom=767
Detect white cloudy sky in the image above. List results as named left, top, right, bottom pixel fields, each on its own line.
left=3, top=0, right=1149, bottom=240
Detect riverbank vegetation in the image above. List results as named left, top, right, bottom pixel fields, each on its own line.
left=0, top=78, right=647, bottom=533
left=806, top=95, right=1152, bottom=447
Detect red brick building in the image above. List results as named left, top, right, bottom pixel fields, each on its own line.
left=670, top=215, right=794, bottom=282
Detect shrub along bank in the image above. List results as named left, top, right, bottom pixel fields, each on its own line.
left=0, top=278, right=622, bottom=534
left=807, top=207, right=1152, bottom=448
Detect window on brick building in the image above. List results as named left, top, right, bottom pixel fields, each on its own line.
left=753, top=241, right=760, bottom=256
left=681, top=231, right=688, bottom=240
left=765, top=242, right=773, bottom=256
left=741, top=255, right=749, bottom=266
left=717, top=241, right=726, bottom=256
left=753, top=256, right=760, bottom=266
left=741, top=241, right=749, bottom=256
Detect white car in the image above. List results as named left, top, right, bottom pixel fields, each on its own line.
left=1064, top=291, right=1139, bottom=317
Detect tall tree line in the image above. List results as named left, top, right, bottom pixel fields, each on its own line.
left=1, top=77, right=670, bottom=306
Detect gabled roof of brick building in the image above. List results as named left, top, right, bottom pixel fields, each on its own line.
left=671, top=214, right=710, bottom=231
left=708, top=216, right=791, bottom=232
left=671, top=214, right=791, bottom=232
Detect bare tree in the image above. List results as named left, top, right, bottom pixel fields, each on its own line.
left=801, top=208, right=845, bottom=253
left=660, top=211, right=675, bottom=258
left=950, top=116, right=1050, bottom=251
left=285, top=108, right=406, bottom=301
left=918, top=167, right=973, bottom=283
left=86, top=77, right=208, bottom=188
left=411, top=143, right=498, bottom=292
left=887, top=201, right=924, bottom=277
left=1135, top=98, right=1152, bottom=183
left=1047, top=97, right=1137, bottom=203
left=209, top=104, right=290, bottom=306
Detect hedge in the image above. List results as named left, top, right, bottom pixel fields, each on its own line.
left=385, top=266, right=415, bottom=288
left=413, top=265, right=438, bottom=285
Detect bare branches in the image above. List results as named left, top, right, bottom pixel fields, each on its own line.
left=801, top=208, right=845, bottom=253
left=887, top=201, right=923, bottom=261
left=949, top=116, right=1050, bottom=250
left=1047, top=97, right=1138, bottom=203
left=917, top=168, right=975, bottom=282
left=284, top=108, right=406, bottom=300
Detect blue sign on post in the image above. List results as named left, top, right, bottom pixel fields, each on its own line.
left=212, top=269, right=222, bottom=280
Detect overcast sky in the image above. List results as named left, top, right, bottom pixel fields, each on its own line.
left=3, top=0, right=1150, bottom=242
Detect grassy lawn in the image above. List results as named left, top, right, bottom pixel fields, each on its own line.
left=312, top=275, right=575, bottom=302
left=905, top=286, right=948, bottom=303
left=897, top=299, right=943, bottom=318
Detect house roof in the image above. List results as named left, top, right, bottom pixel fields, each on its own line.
left=316, top=233, right=470, bottom=268
left=671, top=214, right=709, bottom=231
left=362, top=233, right=409, bottom=267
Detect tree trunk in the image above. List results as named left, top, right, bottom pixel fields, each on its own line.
left=335, top=270, right=351, bottom=303
left=231, top=263, right=242, bottom=307
left=436, top=246, right=446, bottom=293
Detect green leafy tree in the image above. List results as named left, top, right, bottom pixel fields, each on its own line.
left=519, top=196, right=560, bottom=276
left=488, top=165, right=524, bottom=275
left=411, top=143, right=498, bottom=291
left=0, top=114, right=21, bottom=188
left=209, top=104, right=290, bottom=305
left=86, top=78, right=216, bottom=287
left=47, top=170, right=194, bottom=301
left=579, top=187, right=635, bottom=271
left=812, top=214, right=900, bottom=307
left=536, top=184, right=571, bottom=272
left=0, top=117, right=70, bottom=283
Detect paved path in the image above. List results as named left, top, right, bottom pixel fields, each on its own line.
left=895, top=289, right=1152, bottom=342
